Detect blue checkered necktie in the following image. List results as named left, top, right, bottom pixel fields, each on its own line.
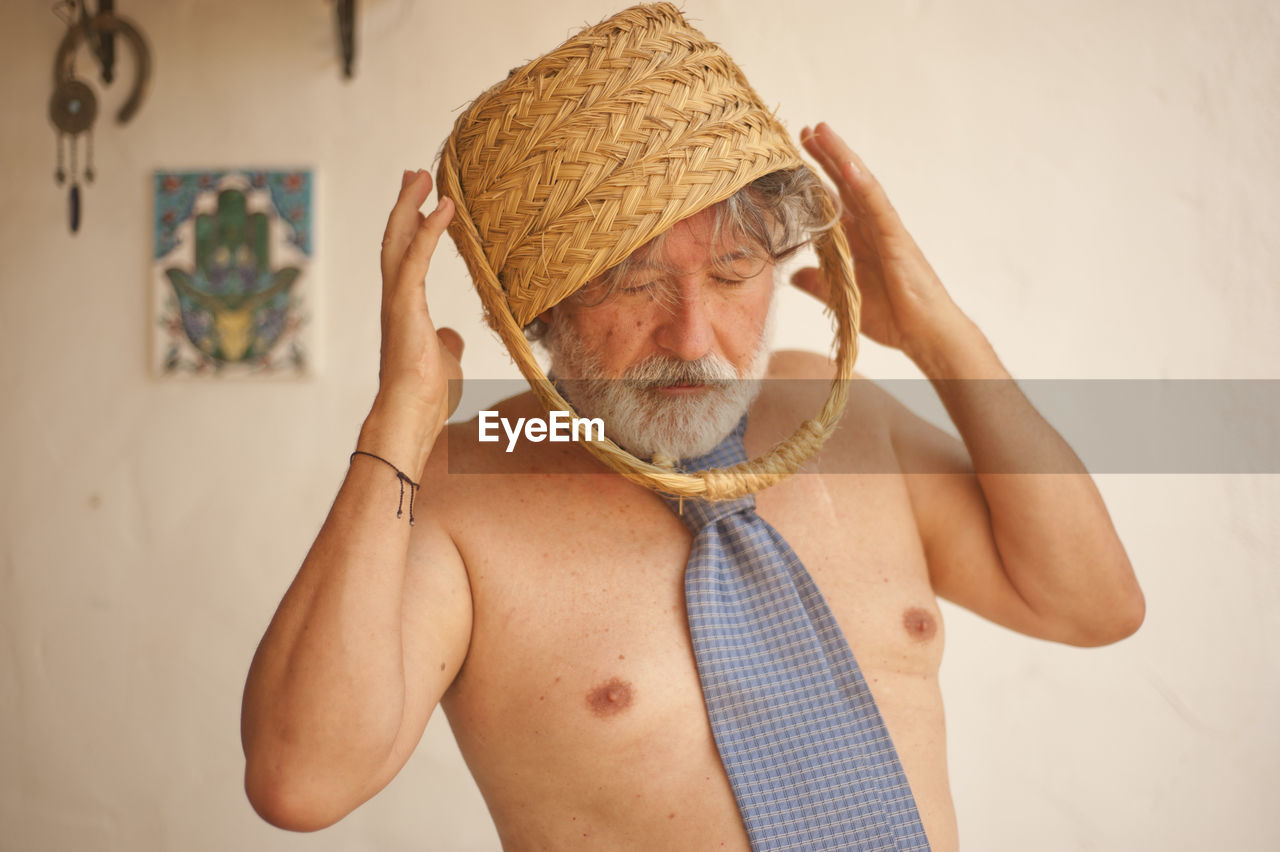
left=664, top=417, right=931, bottom=851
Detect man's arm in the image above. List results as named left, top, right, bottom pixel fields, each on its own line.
left=240, top=170, right=471, bottom=830
left=240, top=432, right=472, bottom=830
left=884, top=317, right=1144, bottom=646
left=794, top=122, right=1143, bottom=645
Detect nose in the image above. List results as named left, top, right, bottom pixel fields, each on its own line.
left=653, top=280, right=715, bottom=362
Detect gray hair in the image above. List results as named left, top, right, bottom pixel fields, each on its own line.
left=526, top=165, right=834, bottom=343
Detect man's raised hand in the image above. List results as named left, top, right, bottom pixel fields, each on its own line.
left=361, top=169, right=463, bottom=475
left=792, top=123, right=966, bottom=364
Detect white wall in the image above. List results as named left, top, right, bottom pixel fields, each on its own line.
left=2, top=0, right=1277, bottom=849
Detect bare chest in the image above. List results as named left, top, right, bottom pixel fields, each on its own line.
left=438, top=461, right=943, bottom=833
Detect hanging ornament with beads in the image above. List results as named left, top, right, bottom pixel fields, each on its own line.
left=48, top=0, right=151, bottom=234
left=49, top=77, right=97, bottom=233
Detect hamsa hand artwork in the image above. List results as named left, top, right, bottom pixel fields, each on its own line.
left=152, top=170, right=314, bottom=377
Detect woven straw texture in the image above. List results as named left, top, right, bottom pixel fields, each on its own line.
left=437, top=3, right=860, bottom=499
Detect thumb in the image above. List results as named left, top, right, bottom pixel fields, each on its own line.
left=437, top=327, right=465, bottom=361
left=437, top=327, right=465, bottom=418
left=790, top=267, right=832, bottom=306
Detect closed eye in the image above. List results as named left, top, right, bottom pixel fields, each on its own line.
left=620, top=276, right=746, bottom=296
left=619, top=280, right=661, bottom=295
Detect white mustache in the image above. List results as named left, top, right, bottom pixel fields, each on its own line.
left=621, top=354, right=740, bottom=389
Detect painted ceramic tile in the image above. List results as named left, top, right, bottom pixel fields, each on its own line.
left=152, top=169, right=314, bottom=377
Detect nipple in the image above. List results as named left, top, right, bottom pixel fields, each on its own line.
left=586, top=677, right=634, bottom=719
left=902, top=607, right=937, bottom=641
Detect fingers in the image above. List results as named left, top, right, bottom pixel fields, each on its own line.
left=800, top=123, right=904, bottom=238
left=808, top=123, right=873, bottom=183
left=391, top=195, right=455, bottom=306
left=799, top=126, right=844, bottom=191
left=381, top=169, right=441, bottom=285
left=800, top=124, right=863, bottom=218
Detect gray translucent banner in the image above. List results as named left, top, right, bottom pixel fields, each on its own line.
left=445, top=379, right=1280, bottom=474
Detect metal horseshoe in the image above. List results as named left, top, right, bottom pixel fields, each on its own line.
left=53, top=9, right=151, bottom=125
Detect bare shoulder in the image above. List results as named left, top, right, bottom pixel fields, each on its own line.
left=760, top=349, right=891, bottom=443
left=417, top=387, right=606, bottom=517
left=422, top=389, right=565, bottom=478
left=766, top=348, right=841, bottom=380
left=766, top=348, right=948, bottom=433
left=764, top=348, right=878, bottom=400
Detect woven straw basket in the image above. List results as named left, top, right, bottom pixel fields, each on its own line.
left=437, top=2, right=860, bottom=499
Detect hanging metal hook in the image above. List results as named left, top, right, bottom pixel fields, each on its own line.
left=48, top=1, right=151, bottom=233
left=335, top=0, right=357, bottom=79
left=53, top=4, right=151, bottom=124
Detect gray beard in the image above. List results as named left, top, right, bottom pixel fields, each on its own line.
left=543, top=302, right=775, bottom=461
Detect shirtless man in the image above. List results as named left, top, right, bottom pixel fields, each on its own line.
left=239, top=121, right=1145, bottom=849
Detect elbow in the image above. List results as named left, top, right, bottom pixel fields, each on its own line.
left=1067, top=586, right=1146, bottom=648
left=1119, top=587, right=1147, bottom=638
left=244, top=758, right=350, bottom=833
left=1103, top=566, right=1147, bottom=644
left=239, top=700, right=399, bottom=831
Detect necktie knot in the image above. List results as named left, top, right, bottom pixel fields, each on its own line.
left=664, top=491, right=755, bottom=532
left=656, top=416, right=756, bottom=531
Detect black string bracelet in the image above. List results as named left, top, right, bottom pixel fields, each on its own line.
left=350, top=450, right=420, bottom=525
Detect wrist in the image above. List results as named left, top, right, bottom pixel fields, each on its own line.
left=358, top=395, right=443, bottom=477
left=904, top=308, right=1000, bottom=380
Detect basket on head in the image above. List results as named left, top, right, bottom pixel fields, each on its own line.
left=436, top=2, right=860, bottom=499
